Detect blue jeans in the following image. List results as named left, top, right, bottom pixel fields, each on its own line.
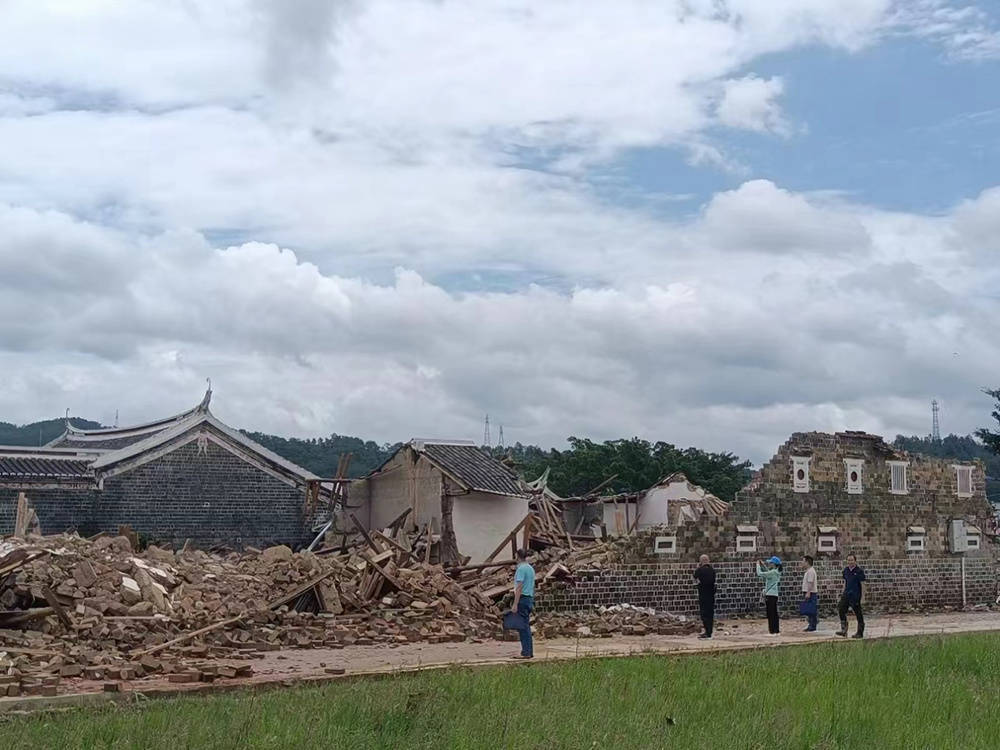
left=517, top=596, right=534, bottom=657
left=804, top=593, right=818, bottom=630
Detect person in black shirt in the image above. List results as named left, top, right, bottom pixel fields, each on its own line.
left=693, top=554, right=716, bottom=639
left=836, top=554, right=866, bottom=639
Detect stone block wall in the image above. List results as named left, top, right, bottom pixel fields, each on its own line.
left=0, top=441, right=311, bottom=549
left=729, top=431, right=996, bottom=560
left=536, top=557, right=997, bottom=617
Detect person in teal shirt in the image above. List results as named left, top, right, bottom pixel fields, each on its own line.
left=756, top=556, right=783, bottom=635
left=511, top=549, right=535, bottom=658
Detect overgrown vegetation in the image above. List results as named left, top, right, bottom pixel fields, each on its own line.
left=7, top=633, right=1000, bottom=749
left=506, top=436, right=753, bottom=502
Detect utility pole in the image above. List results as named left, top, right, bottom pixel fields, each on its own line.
left=483, top=414, right=491, bottom=449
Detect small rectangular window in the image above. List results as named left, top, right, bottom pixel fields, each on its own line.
left=736, top=535, right=757, bottom=552
left=817, top=535, right=837, bottom=552
left=907, top=535, right=925, bottom=551
left=889, top=461, right=908, bottom=494
left=654, top=536, right=677, bottom=554
left=955, top=466, right=973, bottom=497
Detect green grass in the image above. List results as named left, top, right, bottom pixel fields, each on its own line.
left=7, top=634, right=1000, bottom=749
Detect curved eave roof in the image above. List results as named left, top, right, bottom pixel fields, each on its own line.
left=91, top=412, right=320, bottom=482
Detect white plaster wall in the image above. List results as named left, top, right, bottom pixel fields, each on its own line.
left=452, top=492, right=530, bottom=563
left=602, top=502, right=637, bottom=537
left=363, top=449, right=442, bottom=531
left=636, top=480, right=713, bottom=531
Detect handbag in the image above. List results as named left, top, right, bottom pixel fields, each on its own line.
left=798, top=596, right=818, bottom=616
left=502, top=611, right=527, bottom=631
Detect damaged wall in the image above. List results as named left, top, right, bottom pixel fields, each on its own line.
left=451, top=491, right=530, bottom=563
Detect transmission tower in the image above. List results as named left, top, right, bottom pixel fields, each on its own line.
left=497, top=425, right=505, bottom=449
left=931, top=399, right=941, bottom=442
left=483, top=414, right=491, bottom=448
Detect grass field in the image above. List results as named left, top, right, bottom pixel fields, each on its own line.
left=6, top=633, right=1000, bottom=749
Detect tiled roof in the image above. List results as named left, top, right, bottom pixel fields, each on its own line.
left=417, top=442, right=527, bottom=498
left=0, top=454, right=93, bottom=481
left=54, top=433, right=169, bottom=450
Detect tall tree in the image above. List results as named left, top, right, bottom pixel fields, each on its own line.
left=977, top=388, right=1000, bottom=455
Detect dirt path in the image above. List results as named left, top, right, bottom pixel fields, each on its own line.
left=3, top=610, right=999, bottom=713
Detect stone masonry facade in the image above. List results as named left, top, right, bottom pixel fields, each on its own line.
left=537, top=557, right=997, bottom=617
left=0, top=441, right=310, bottom=549
left=539, top=432, right=998, bottom=616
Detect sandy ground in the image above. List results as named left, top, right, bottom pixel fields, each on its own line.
left=3, top=610, right=1000, bottom=712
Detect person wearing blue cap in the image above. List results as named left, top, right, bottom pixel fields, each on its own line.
left=756, top=556, right=783, bottom=635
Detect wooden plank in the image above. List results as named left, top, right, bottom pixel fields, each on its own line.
left=361, top=553, right=407, bottom=592
left=0, top=550, right=48, bottom=578
left=13, top=493, right=29, bottom=538
left=371, top=529, right=418, bottom=563
left=131, top=615, right=245, bottom=657
left=268, top=569, right=337, bottom=609
left=386, top=507, right=412, bottom=533
left=445, top=561, right=518, bottom=574
left=349, top=512, right=381, bottom=554
left=0, top=607, right=54, bottom=627
left=41, top=586, right=73, bottom=628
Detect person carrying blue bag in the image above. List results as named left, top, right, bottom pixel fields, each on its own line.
left=800, top=555, right=819, bottom=632
left=509, top=548, right=535, bottom=659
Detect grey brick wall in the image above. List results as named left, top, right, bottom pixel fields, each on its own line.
left=537, top=558, right=998, bottom=617
left=0, top=441, right=311, bottom=549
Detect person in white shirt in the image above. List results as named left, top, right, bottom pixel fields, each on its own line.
left=801, top=555, right=818, bottom=632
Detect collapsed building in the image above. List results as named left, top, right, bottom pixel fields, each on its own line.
left=350, top=440, right=531, bottom=564
left=0, top=390, right=325, bottom=549
left=539, top=431, right=998, bottom=616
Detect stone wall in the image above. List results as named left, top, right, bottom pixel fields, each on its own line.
left=537, top=557, right=997, bottom=617
left=731, top=431, right=995, bottom=559
left=0, top=440, right=311, bottom=549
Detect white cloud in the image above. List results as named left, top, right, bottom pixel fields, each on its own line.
left=1, top=0, right=999, bottom=466
left=716, top=76, right=790, bottom=135
left=0, top=187, right=997, bottom=463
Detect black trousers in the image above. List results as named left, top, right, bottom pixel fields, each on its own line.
left=699, top=598, right=714, bottom=636
left=838, top=595, right=864, bottom=634
left=765, top=595, right=780, bottom=633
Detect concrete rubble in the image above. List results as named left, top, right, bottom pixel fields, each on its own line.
left=0, top=526, right=690, bottom=698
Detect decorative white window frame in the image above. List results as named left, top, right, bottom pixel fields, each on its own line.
left=966, top=525, right=981, bottom=551
left=906, top=525, right=926, bottom=552
left=792, top=456, right=811, bottom=494
left=653, top=535, right=678, bottom=554
left=954, top=465, right=973, bottom=498
left=844, top=458, right=863, bottom=495
left=888, top=460, right=909, bottom=495
left=817, top=526, right=838, bottom=553
left=736, top=524, right=758, bottom=553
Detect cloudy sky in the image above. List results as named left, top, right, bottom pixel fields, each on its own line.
left=1, top=0, right=999, bottom=464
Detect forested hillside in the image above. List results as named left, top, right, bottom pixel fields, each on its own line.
left=0, top=418, right=104, bottom=447
left=893, top=433, right=1000, bottom=502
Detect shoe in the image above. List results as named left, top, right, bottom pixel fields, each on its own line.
left=698, top=633, right=712, bottom=639
left=835, top=630, right=847, bottom=637
left=804, top=627, right=816, bottom=632
left=852, top=633, right=864, bottom=639
left=514, top=654, right=533, bottom=659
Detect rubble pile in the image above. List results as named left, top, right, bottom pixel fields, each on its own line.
left=534, top=604, right=697, bottom=639
left=0, top=523, right=685, bottom=696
